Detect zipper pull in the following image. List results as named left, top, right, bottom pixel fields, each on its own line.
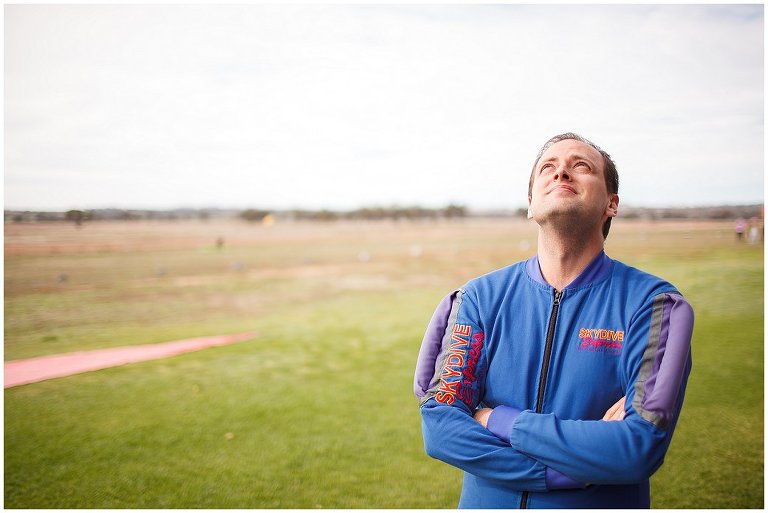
left=553, top=290, right=562, bottom=306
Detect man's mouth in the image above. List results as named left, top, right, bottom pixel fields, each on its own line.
left=548, top=185, right=577, bottom=194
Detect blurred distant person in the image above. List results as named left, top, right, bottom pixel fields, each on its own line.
left=414, top=133, right=693, bottom=508
left=747, top=217, right=759, bottom=244
left=735, top=217, right=746, bottom=241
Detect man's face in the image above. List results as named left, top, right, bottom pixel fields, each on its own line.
left=527, top=139, right=618, bottom=233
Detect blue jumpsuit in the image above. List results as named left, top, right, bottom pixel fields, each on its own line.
left=414, top=251, right=693, bottom=508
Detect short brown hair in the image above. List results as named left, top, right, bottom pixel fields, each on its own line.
left=528, top=133, right=619, bottom=239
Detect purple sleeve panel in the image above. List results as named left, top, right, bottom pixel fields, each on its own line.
left=545, top=467, right=587, bottom=490
left=632, top=293, right=694, bottom=429
left=487, top=405, right=522, bottom=443
left=414, top=292, right=455, bottom=399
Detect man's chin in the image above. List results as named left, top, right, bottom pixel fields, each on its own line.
left=532, top=205, right=581, bottom=222
left=532, top=207, right=602, bottom=232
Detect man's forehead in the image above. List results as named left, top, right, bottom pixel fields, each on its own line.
left=539, top=139, right=602, bottom=164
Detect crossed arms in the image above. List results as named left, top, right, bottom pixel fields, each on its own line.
left=415, top=289, right=693, bottom=491
left=474, top=394, right=626, bottom=428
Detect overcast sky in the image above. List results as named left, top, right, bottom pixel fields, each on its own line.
left=4, top=4, right=764, bottom=211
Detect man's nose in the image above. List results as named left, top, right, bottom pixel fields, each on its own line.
left=553, top=166, right=571, bottom=181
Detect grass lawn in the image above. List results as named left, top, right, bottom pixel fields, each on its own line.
left=4, top=219, right=763, bottom=508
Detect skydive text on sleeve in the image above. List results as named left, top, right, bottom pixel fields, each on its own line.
left=435, top=323, right=484, bottom=406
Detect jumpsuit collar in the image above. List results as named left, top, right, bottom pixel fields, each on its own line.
left=525, top=250, right=612, bottom=291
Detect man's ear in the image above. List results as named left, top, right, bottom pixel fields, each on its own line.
left=606, top=194, right=619, bottom=217
left=527, top=195, right=533, bottom=219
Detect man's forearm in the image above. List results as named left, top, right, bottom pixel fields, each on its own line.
left=422, top=399, right=589, bottom=492
left=472, top=396, right=626, bottom=488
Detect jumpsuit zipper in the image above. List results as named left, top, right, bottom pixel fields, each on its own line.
left=520, top=289, right=562, bottom=509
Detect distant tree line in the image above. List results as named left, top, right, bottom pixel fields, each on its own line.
left=5, top=204, right=763, bottom=225
left=6, top=208, right=223, bottom=224
left=618, top=205, right=764, bottom=221
left=5, top=205, right=469, bottom=225
left=260, top=204, right=468, bottom=222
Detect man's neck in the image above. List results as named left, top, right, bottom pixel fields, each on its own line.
left=536, top=227, right=605, bottom=291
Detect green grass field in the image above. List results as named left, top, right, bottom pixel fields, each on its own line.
left=4, top=218, right=764, bottom=508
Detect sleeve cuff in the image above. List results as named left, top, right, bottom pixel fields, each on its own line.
left=486, top=405, right=522, bottom=443
left=545, top=467, right=586, bottom=490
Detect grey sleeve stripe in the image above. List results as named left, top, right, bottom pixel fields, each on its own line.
left=632, top=294, right=666, bottom=427
left=421, top=289, right=464, bottom=405
left=631, top=292, right=694, bottom=429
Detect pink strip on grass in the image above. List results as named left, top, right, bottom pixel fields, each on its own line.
left=5, top=332, right=257, bottom=388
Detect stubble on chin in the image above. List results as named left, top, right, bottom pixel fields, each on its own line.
left=532, top=201, right=602, bottom=237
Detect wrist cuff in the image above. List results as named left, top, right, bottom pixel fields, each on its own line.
left=486, top=405, right=521, bottom=443
left=545, top=467, right=586, bottom=490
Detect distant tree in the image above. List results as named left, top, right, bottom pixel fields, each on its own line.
left=240, top=209, right=270, bottom=222
left=710, top=208, right=735, bottom=220
left=314, top=210, right=338, bottom=222
left=442, top=204, right=467, bottom=219
left=65, top=210, right=85, bottom=226
left=621, top=210, right=641, bottom=219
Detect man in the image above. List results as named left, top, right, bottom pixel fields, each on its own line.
left=413, top=133, right=693, bottom=508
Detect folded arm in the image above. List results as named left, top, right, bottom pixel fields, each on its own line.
left=481, top=293, right=693, bottom=484
left=416, top=290, right=582, bottom=491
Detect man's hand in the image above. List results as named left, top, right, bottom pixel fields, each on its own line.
left=473, top=407, right=493, bottom=428
left=473, top=396, right=626, bottom=429
left=602, top=396, right=626, bottom=421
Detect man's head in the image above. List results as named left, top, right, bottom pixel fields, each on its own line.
left=527, top=133, right=619, bottom=239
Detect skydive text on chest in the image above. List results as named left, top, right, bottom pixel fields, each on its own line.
left=578, top=328, right=624, bottom=341
left=578, top=327, right=624, bottom=355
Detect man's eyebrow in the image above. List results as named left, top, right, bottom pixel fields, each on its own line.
left=539, top=154, right=598, bottom=166
left=539, top=156, right=557, bottom=166
left=570, top=153, right=598, bottom=163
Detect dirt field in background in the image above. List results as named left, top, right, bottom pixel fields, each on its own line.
left=3, top=218, right=739, bottom=256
